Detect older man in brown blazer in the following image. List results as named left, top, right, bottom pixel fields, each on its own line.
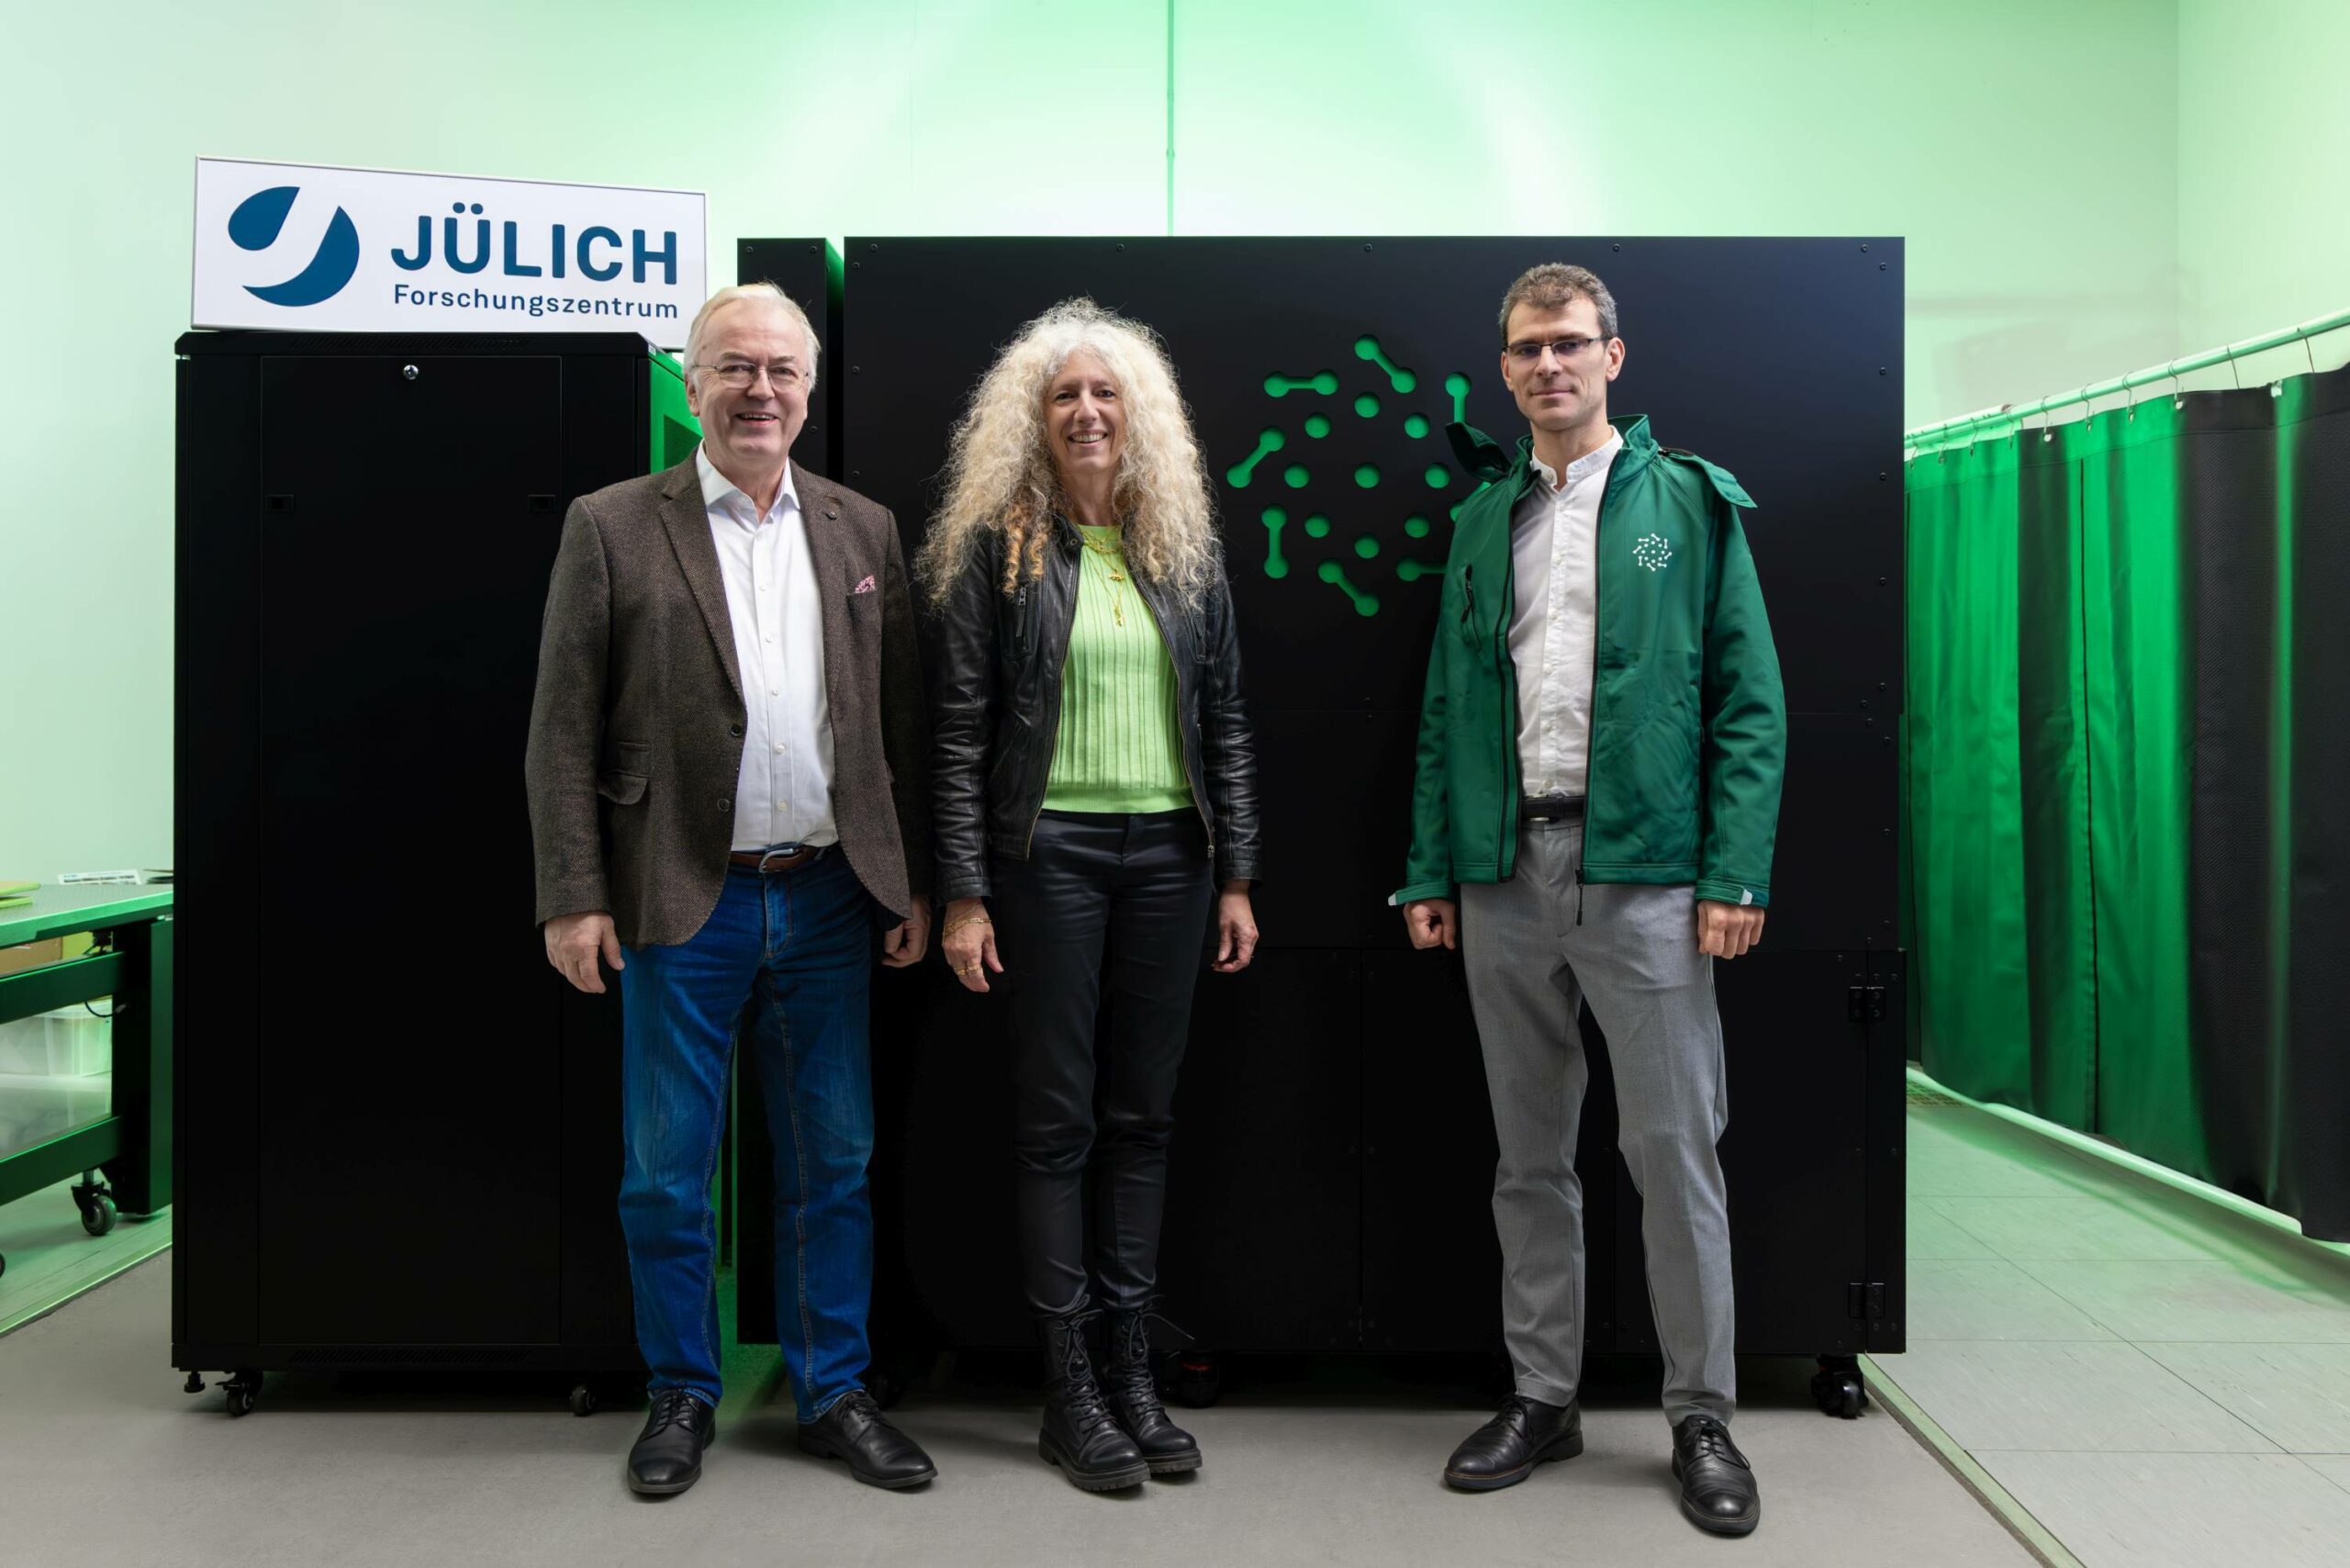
left=525, top=282, right=935, bottom=1497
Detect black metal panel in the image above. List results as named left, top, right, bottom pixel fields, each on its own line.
left=735, top=239, right=841, bottom=482
left=789, top=239, right=1902, bottom=1361
left=173, top=330, right=652, bottom=1372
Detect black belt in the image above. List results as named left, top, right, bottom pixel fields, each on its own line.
left=728, top=846, right=824, bottom=873
left=1520, top=795, right=1585, bottom=823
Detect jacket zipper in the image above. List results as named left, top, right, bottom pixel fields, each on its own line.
left=1492, top=554, right=1522, bottom=884
left=1144, top=587, right=1215, bottom=858
left=1022, top=527, right=1082, bottom=857
left=1573, top=453, right=1625, bottom=926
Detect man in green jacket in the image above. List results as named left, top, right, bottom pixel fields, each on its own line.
left=1398, top=263, right=1785, bottom=1537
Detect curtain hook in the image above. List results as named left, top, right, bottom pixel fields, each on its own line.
left=2079, top=383, right=2097, bottom=428
left=2227, top=344, right=2243, bottom=390
left=2306, top=333, right=2320, bottom=378
left=2169, top=360, right=2184, bottom=411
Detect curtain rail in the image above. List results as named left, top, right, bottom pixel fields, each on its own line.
left=1905, top=306, right=2350, bottom=450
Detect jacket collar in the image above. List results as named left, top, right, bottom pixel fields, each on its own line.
left=1448, top=413, right=1659, bottom=504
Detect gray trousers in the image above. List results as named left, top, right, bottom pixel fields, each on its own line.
left=1460, top=815, right=1737, bottom=1426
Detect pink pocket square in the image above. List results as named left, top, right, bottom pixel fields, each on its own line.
left=851, top=575, right=876, bottom=595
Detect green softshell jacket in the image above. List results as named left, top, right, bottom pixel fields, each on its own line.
left=1393, top=413, right=1786, bottom=908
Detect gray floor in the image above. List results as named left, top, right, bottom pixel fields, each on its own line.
left=0, top=1255, right=2031, bottom=1568
left=0, top=1173, right=170, bottom=1335
left=1872, top=1090, right=2350, bottom=1568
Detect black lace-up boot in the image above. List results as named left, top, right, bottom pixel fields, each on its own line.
left=1036, top=1310, right=1149, bottom=1492
left=1102, top=1308, right=1201, bottom=1475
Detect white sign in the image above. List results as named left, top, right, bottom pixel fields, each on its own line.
left=193, top=158, right=705, bottom=349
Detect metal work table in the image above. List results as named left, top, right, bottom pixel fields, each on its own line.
left=0, top=884, right=173, bottom=1275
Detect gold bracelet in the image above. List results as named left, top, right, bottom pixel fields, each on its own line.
left=942, top=913, right=994, bottom=938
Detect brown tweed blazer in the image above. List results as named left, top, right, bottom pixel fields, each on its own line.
left=524, top=456, right=932, bottom=947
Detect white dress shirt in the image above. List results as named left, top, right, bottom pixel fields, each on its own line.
left=698, top=446, right=835, bottom=851
left=1506, top=429, right=1623, bottom=799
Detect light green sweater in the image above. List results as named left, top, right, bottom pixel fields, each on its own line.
left=1043, top=524, right=1193, bottom=812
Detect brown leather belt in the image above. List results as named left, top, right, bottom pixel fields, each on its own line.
left=728, top=846, right=821, bottom=873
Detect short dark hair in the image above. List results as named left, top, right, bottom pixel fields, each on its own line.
left=1498, top=263, right=1619, bottom=343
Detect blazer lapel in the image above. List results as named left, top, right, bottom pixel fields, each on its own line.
left=794, top=463, right=855, bottom=706
left=655, top=458, right=744, bottom=703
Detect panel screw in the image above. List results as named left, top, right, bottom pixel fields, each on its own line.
left=1363, top=242, right=1373, bottom=252
left=1879, top=263, right=1888, bottom=271
left=1612, top=243, right=1621, bottom=252
left=867, top=242, right=878, bottom=252
left=1878, top=367, right=1888, bottom=375
left=1861, top=242, right=1870, bottom=252
left=401, top=364, right=419, bottom=381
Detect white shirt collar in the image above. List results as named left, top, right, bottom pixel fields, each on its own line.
left=1528, top=428, right=1623, bottom=493
left=696, top=444, right=799, bottom=520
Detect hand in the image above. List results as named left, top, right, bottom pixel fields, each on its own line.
left=1404, top=898, right=1459, bottom=951
left=544, top=910, right=623, bottom=994
left=1212, top=885, right=1259, bottom=973
left=881, top=894, right=930, bottom=969
left=940, top=895, right=1002, bottom=993
left=1696, top=900, right=1765, bottom=959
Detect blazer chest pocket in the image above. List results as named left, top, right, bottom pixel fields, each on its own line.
left=597, top=739, right=651, bottom=805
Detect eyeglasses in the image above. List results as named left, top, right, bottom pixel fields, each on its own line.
left=1505, top=335, right=1609, bottom=364
left=694, top=360, right=807, bottom=390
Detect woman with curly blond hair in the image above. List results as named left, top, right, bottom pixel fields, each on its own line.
left=922, top=297, right=1261, bottom=1492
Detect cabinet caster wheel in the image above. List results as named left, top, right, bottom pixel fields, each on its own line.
left=0, top=1251, right=8, bottom=1280
left=1172, top=1354, right=1222, bottom=1409
left=1811, top=1357, right=1867, bottom=1419
left=222, top=1370, right=262, bottom=1417
left=569, top=1383, right=600, bottom=1417
left=79, top=1195, right=118, bottom=1237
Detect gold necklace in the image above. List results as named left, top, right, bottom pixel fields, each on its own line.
left=1079, top=530, right=1127, bottom=627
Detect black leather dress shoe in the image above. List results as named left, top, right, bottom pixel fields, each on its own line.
left=628, top=1388, right=716, bottom=1495
left=1672, top=1414, right=1760, bottom=1535
left=1443, top=1394, right=1583, bottom=1491
left=796, top=1389, right=938, bottom=1489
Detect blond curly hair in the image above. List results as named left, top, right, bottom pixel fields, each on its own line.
left=917, top=298, right=1218, bottom=610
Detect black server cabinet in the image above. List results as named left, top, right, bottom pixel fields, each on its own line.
left=172, top=330, right=688, bottom=1399
left=820, top=239, right=1906, bottom=1387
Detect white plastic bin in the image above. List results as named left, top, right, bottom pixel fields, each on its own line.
left=0, top=1005, right=112, bottom=1077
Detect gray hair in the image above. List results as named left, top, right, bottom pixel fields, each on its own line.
left=1497, top=263, right=1619, bottom=342
left=682, top=282, right=821, bottom=389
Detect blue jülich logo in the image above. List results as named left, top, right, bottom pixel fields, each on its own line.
left=229, top=185, right=361, bottom=307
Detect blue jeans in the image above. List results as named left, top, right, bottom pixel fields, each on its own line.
left=619, top=851, right=877, bottom=1420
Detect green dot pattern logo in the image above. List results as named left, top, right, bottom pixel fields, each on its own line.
left=1225, top=333, right=1471, bottom=615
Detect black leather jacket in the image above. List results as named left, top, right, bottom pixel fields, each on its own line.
left=931, top=518, right=1261, bottom=902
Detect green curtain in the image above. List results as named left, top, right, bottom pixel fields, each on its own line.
left=1905, top=361, right=2350, bottom=1238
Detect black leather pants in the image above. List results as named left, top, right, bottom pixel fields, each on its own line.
left=991, top=809, right=1214, bottom=1316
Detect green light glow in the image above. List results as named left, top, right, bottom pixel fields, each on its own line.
left=1259, top=506, right=1289, bottom=578
left=1353, top=464, right=1380, bottom=488
left=1445, top=373, right=1472, bottom=422
left=1263, top=370, right=1338, bottom=398
left=1304, top=413, right=1331, bottom=438
left=1282, top=464, right=1309, bottom=487
left=1225, top=427, right=1284, bottom=487
left=1354, top=334, right=1416, bottom=393
left=1354, top=393, right=1381, bottom=418
left=1404, top=413, right=1430, bottom=438
left=1404, top=514, right=1431, bottom=538
left=1353, top=534, right=1380, bottom=559
left=1303, top=513, right=1330, bottom=538
left=1423, top=465, right=1449, bottom=488
left=1317, top=558, right=1378, bottom=616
